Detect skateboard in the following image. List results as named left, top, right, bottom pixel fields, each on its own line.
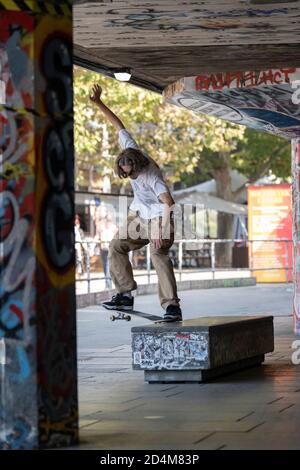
left=101, top=306, right=167, bottom=323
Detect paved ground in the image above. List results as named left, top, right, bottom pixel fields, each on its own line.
left=76, top=283, right=300, bottom=450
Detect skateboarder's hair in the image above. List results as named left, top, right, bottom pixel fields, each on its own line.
left=115, top=148, right=149, bottom=179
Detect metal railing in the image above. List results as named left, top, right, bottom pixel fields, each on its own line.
left=75, top=238, right=293, bottom=293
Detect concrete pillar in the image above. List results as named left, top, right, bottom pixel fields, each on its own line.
left=292, top=139, right=300, bottom=335
left=0, top=1, right=78, bottom=449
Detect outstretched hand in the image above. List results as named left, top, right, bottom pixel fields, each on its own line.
left=90, top=84, right=102, bottom=104
left=152, top=226, right=163, bottom=250
left=88, top=83, right=124, bottom=130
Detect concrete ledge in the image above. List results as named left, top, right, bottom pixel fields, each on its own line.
left=132, top=316, right=274, bottom=383
left=76, top=276, right=256, bottom=308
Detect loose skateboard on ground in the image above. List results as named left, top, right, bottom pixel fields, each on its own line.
left=101, top=306, right=170, bottom=323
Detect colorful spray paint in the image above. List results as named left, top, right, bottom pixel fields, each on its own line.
left=0, top=1, right=78, bottom=449
left=164, top=68, right=300, bottom=140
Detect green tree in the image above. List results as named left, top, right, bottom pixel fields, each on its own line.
left=74, top=66, right=209, bottom=190
left=181, top=126, right=290, bottom=265
left=74, top=67, right=247, bottom=190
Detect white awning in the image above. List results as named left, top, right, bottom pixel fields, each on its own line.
left=174, top=191, right=247, bottom=215
left=174, top=170, right=247, bottom=204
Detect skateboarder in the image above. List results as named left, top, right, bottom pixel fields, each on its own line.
left=89, top=84, right=182, bottom=322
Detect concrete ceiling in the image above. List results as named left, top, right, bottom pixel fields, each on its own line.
left=73, top=1, right=300, bottom=93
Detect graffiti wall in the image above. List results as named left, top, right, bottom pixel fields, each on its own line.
left=132, top=332, right=209, bottom=370
left=292, top=139, right=300, bottom=335
left=0, top=1, right=77, bottom=449
left=75, top=2, right=300, bottom=48
left=164, top=68, right=300, bottom=139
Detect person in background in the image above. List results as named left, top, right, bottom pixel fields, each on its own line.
left=96, top=213, right=117, bottom=289
left=74, top=214, right=85, bottom=275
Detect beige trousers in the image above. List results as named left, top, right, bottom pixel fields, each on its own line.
left=108, top=213, right=180, bottom=309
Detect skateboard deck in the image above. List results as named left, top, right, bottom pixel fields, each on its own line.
left=100, top=305, right=166, bottom=323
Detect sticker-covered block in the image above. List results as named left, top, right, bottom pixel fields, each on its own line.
left=132, top=317, right=274, bottom=378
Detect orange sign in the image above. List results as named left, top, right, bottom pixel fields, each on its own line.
left=248, top=185, right=292, bottom=282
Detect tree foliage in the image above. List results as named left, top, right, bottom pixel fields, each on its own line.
left=74, top=66, right=244, bottom=189
left=74, top=65, right=291, bottom=198
left=233, top=128, right=291, bottom=183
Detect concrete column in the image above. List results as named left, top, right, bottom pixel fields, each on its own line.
left=0, top=1, right=78, bottom=449
left=292, top=138, right=300, bottom=335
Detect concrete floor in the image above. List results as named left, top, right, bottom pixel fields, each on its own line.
left=76, top=283, right=300, bottom=450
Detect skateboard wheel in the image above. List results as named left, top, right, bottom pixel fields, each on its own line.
left=110, top=315, right=116, bottom=321
left=125, top=315, right=131, bottom=321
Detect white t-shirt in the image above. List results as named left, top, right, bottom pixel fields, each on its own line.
left=119, top=129, right=170, bottom=219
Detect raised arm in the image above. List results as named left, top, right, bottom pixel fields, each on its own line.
left=89, top=84, right=125, bottom=131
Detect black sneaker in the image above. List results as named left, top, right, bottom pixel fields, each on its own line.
left=102, top=293, right=134, bottom=311
left=163, top=305, right=182, bottom=322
